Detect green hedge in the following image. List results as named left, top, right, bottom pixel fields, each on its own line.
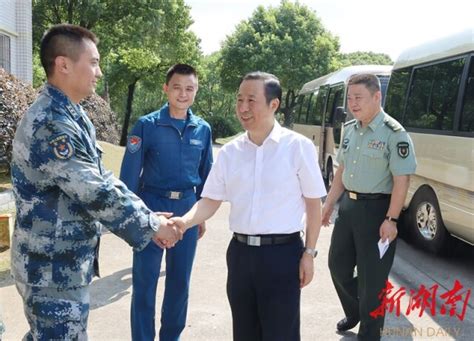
left=206, top=115, right=241, bottom=143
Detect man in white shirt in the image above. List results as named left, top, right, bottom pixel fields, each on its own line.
left=172, top=71, right=326, bottom=341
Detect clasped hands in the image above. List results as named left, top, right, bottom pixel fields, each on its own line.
left=152, top=213, right=205, bottom=248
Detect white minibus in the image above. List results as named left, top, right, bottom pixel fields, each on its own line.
left=384, top=29, right=474, bottom=253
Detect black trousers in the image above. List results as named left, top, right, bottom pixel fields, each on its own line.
left=328, top=193, right=396, bottom=341
left=226, top=236, right=303, bottom=341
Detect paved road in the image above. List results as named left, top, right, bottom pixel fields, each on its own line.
left=1, top=200, right=472, bottom=340
left=1, top=145, right=472, bottom=340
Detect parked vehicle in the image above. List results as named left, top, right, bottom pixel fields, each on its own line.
left=293, top=65, right=391, bottom=187
left=384, top=28, right=474, bottom=253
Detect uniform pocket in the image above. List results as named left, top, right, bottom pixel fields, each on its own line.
left=28, top=291, right=88, bottom=339
left=182, top=144, right=202, bottom=174
left=361, top=148, right=388, bottom=173
left=362, top=149, right=384, bottom=158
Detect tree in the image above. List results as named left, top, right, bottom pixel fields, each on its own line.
left=194, top=52, right=235, bottom=118
left=338, top=51, right=393, bottom=67
left=32, top=0, right=201, bottom=145
left=219, top=0, right=340, bottom=126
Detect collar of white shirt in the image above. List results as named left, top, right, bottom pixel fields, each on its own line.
left=201, top=119, right=326, bottom=235
left=242, top=120, right=282, bottom=146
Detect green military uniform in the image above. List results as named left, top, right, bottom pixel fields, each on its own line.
left=328, top=111, right=416, bottom=340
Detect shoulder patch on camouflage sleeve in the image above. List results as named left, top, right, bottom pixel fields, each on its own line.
left=384, top=117, right=402, bottom=131
left=127, top=135, right=142, bottom=153
left=49, top=133, right=74, bottom=160
left=344, top=119, right=357, bottom=127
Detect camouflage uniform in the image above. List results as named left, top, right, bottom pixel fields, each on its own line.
left=11, top=84, right=160, bottom=340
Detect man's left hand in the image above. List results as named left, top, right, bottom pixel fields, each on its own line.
left=198, top=221, right=206, bottom=239
left=379, top=219, right=398, bottom=243
left=299, top=253, right=314, bottom=288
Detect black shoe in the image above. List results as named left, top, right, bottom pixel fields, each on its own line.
left=336, top=316, right=359, bottom=331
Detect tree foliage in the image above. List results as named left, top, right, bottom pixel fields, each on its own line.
left=32, top=0, right=201, bottom=145
left=337, top=51, right=393, bottom=67
left=219, top=0, right=340, bottom=126
left=194, top=53, right=235, bottom=118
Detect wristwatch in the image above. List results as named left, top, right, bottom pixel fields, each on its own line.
left=303, top=247, right=318, bottom=258
left=385, top=216, right=399, bottom=223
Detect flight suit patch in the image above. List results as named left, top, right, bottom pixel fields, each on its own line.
left=127, top=135, right=142, bottom=153
left=397, top=142, right=410, bottom=158
left=49, top=134, right=74, bottom=160
left=368, top=139, right=386, bottom=150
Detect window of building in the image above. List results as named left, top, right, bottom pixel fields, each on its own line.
left=0, top=34, right=11, bottom=73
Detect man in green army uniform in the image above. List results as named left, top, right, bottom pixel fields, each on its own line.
left=322, top=73, right=417, bottom=340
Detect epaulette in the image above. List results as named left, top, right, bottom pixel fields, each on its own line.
left=343, top=119, right=357, bottom=127
left=383, top=116, right=402, bottom=132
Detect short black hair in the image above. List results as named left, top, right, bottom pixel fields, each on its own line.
left=348, top=73, right=381, bottom=94
left=40, top=24, right=98, bottom=77
left=240, top=71, right=282, bottom=111
left=165, top=63, right=198, bottom=84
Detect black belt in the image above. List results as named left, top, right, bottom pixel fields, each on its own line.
left=142, top=185, right=195, bottom=200
left=346, top=191, right=391, bottom=200
left=233, top=232, right=300, bottom=246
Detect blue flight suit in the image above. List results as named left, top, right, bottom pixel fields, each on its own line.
left=11, top=84, right=160, bottom=340
left=120, top=104, right=213, bottom=341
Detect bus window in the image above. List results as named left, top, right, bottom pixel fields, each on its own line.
left=404, top=58, right=465, bottom=130
left=308, top=92, right=322, bottom=125
left=324, top=85, right=345, bottom=146
left=460, top=56, right=474, bottom=132
left=379, top=75, right=391, bottom=106
left=298, top=94, right=311, bottom=124
left=385, top=68, right=412, bottom=122
left=309, top=87, right=328, bottom=125
left=324, top=85, right=344, bottom=125
left=295, top=95, right=306, bottom=124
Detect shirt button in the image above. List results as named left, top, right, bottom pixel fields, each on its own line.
left=360, top=132, right=363, bottom=136
left=356, top=146, right=360, bottom=150
left=350, top=174, right=354, bottom=178
left=353, top=160, right=357, bottom=164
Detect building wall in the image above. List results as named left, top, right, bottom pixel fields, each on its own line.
left=15, top=0, right=33, bottom=83
left=0, top=0, right=32, bottom=84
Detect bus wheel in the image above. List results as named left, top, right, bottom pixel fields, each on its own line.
left=407, top=187, right=448, bottom=254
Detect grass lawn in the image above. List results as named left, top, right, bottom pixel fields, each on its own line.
left=98, top=141, right=125, bottom=177
left=0, top=173, right=12, bottom=193
left=215, top=132, right=243, bottom=145
left=0, top=142, right=126, bottom=277
left=0, top=141, right=125, bottom=194
left=0, top=248, right=10, bottom=280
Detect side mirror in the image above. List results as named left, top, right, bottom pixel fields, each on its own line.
left=335, top=106, right=346, bottom=122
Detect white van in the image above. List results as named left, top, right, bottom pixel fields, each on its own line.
left=384, top=29, right=474, bottom=253
left=293, top=65, right=391, bottom=187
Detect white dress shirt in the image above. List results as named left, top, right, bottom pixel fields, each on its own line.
left=202, top=121, right=326, bottom=235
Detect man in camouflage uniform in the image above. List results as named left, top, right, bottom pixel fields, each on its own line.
left=10, top=24, right=181, bottom=340
left=322, top=74, right=416, bottom=340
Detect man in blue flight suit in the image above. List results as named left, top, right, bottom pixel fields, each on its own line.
left=120, top=63, right=213, bottom=341
left=10, top=24, right=181, bottom=340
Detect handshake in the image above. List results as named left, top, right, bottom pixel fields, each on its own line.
left=152, top=212, right=204, bottom=248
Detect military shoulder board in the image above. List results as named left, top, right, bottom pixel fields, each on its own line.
left=384, top=117, right=402, bottom=131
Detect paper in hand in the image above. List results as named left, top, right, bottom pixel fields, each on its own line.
left=378, top=238, right=390, bottom=259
